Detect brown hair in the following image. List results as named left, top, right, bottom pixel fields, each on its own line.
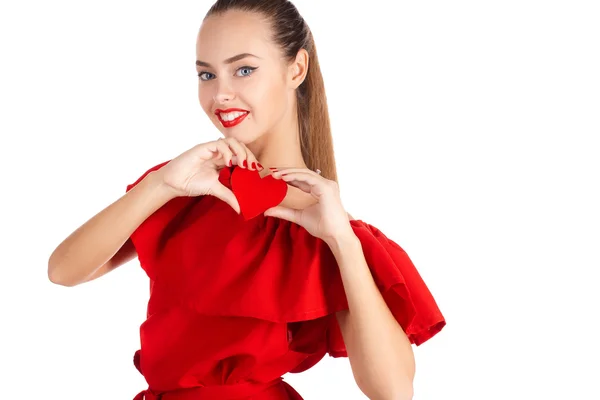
left=205, top=0, right=338, bottom=182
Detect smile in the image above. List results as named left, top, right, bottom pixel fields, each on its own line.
left=215, top=108, right=249, bottom=128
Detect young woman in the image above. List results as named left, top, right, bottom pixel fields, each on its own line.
left=48, top=1, right=446, bottom=399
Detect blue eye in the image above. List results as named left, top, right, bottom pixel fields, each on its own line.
left=236, top=66, right=257, bottom=77
left=198, top=71, right=215, bottom=81
left=197, top=66, right=258, bottom=81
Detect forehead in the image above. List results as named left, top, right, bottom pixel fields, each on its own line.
left=197, top=10, right=277, bottom=61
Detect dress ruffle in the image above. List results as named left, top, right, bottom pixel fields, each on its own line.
left=126, top=161, right=446, bottom=396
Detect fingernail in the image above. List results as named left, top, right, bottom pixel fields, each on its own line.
left=251, top=162, right=256, bottom=170
left=257, top=163, right=264, bottom=170
left=228, top=160, right=233, bottom=167
left=243, top=160, right=248, bottom=168
left=269, top=167, right=277, bottom=170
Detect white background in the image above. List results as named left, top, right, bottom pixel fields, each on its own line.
left=1, top=0, right=599, bottom=399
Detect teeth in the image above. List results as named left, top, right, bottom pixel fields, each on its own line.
left=220, top=111, right=247, bottom=121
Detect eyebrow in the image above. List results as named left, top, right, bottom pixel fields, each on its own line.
left=196, top=53, right=261, bottom=68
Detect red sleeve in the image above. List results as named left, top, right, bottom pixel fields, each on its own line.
left=126, top=160, right=171, bottom=192
left=123, top=160, right=173, bottom=281
left=326, top=221, right=446, bottom=356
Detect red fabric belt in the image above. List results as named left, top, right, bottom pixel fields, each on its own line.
left=133, top=377, right=286, bottom=400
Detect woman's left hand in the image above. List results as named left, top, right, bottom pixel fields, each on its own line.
left=263, top=168, right=354, bottom=244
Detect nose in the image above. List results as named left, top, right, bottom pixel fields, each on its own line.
left=213, top=80, right=236, bottom=104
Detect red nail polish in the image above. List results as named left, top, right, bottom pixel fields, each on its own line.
left=228, top=160, right=232, bottom=167
left=251, top=162, right=256, bottom=169
left=243, top=160, right=248, bottom=168
left=269, top=167, right=277, bottom=170
left=257, top=163, right=264, bottom=170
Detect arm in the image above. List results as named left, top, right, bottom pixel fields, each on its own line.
left=48, top=171, right=176, bottom=287
left=263, top=169, right=418, bottom=399
left=329, top=234, right=415, bottom=400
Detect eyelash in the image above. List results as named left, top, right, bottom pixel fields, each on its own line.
left=197, top=66, right=258, bottom=81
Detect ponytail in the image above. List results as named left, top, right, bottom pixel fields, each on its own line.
left=297, top=32, right=337, bottom=182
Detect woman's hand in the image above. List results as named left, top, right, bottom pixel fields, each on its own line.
left=157, top=137, right=263, bottom=213
left=264, top=168, right=354, bottom=244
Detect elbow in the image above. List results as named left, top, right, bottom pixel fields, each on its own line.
left=48, top=268, right=78, bottom=287
left=390, top=376, right=414, bottom=400
left=396, top=385, right=414, bottom=400
left=376, top=387, right=413, bottom=400
left=47, top=255, right=76, bottom=287
left=48, top=270, right=78, bottom=287
left=47, top=253, right=61, bottom=285
left=48, top=265, right=68, bottom=286
left=362, top=379, right=413, bottom=400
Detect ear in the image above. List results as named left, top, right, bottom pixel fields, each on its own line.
left=288, top=48, right=309, bottom=89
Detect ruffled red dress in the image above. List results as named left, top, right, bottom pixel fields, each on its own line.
left=126, top=161, right=446, bottom=400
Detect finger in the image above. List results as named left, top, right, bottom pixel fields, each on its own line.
left=272, top=171, right=325, bottom=198
left=214, top=140, right=234, bottom=168
left=284, top=179, right=312, bottom=193
left=223, top=137, right=249, bottom=168
left=209, top=181, right=240, bottom=214
left=264, top=206, right=300, bottom=223
left=196, top=141, right=222, bottom=161
left=272, top=171, right=321, bottom=186
left=238, top=142, right=262, bottom=171
left=210, top=148, right=227, bottom=164
left=271, top=167, right=321, bottom=177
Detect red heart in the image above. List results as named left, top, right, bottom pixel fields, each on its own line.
left=230, top=167, right=288, bottom=220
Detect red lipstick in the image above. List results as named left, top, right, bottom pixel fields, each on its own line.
left=215, top=108, right=249, bottom=128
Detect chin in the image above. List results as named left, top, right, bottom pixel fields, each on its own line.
left=219, top=127, right=263, bottom=145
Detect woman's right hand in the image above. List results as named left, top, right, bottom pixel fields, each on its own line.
left=156, top=137, right=262, bottom=213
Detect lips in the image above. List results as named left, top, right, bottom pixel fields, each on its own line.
left=215, top=108, right=250, bottom=128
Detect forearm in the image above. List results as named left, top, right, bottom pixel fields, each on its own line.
left=328, top=234, right=415, bottom=400
left=48, top=170, right=176, bottom=285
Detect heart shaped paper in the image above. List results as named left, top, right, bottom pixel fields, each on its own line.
left=229, top=167, right=288, bottom=220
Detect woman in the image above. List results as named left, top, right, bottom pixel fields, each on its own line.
left=48, top=1, right=446, bottom=399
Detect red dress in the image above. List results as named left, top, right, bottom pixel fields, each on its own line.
left=126, top=162, right=446, bottom=400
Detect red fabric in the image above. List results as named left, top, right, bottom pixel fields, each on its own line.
left=126, top=161, right=446, bottom=399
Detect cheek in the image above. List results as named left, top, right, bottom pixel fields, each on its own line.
left=247, top=80, right=288, bottom=119
left=198, top=88, right=214, bottom=115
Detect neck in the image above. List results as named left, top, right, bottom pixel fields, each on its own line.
left=246, top=109, right=307, bottom=171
